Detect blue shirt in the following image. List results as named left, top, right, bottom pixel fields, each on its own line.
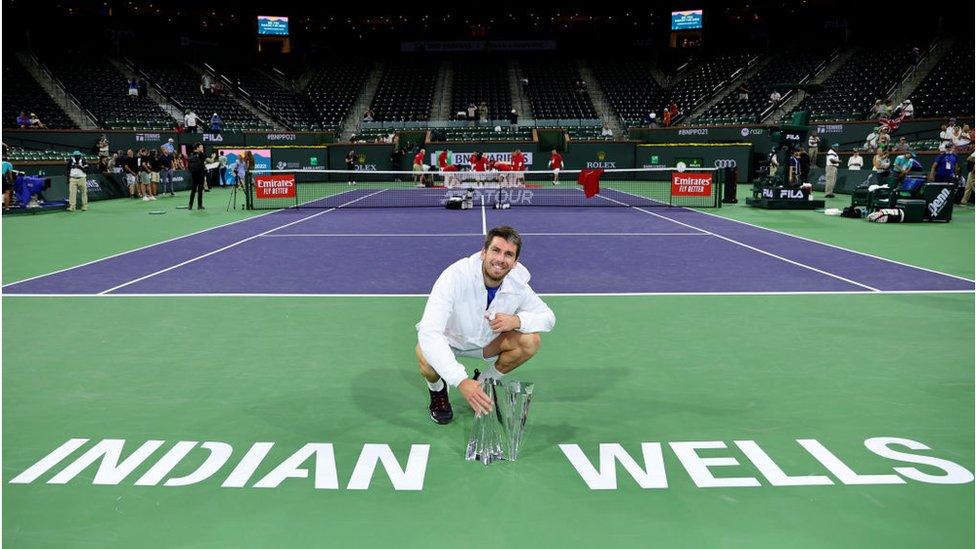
left=934, top=153, right=958, bottom=181
left=486, top=286, right=498, bottom=308
left=893, top=155, right=914, bottom=174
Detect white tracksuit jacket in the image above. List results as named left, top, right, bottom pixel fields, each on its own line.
left=416, top=252, right=556, bottom=387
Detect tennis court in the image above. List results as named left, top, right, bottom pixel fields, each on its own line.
left=3, top=181, right=974, bottom=548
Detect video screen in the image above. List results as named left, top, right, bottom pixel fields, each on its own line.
left=258, top=16, right=289, bottom=36
left=671, top=10, right=703, bottom=31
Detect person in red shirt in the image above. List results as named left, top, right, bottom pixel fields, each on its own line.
left=511, top=149, right=525, bottom=185
left=471, top=152, right=488, bottom=172
left=437, top=150, right=450, bottom=170
left=494, top=159, right=515, bottom=186
left=662, top=109, right=672, bottom=128
left=413, top=148, right=429, bottom=186
left=548, top=149, right=563, bottom=185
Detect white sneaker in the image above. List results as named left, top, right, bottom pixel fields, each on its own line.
left=142, top=196, right=150, bottom=201
left=149, top=195, right=157, bottom=200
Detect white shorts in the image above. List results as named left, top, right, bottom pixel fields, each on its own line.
left=452, top=346, right=498, bottom=365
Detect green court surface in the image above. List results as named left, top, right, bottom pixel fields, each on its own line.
left=2, top=187, right=974, bottom=548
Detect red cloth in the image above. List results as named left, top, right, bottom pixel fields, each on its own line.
left=549, top=152, right=563, bottom=169
left=577, top=169, right=603, bottom=198
left=442, top=165, right=459, bottom=172
left=494, top=161, right=513, bottom=171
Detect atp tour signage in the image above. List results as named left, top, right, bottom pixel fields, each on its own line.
left=671, top=172, right=713, bottom=197
left=254, top=174, right=296, bottom=198
left=9, top=436, right=972, bottom=492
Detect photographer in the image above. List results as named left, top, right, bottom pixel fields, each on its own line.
left=187, top=143, right=207, bottom=210
left=65, top=150, right=90, bottom=211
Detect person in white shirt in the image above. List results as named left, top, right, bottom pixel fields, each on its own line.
left=899, top=100, right=914, bottom=118
left=769, top=90, right=782, bottom=104
left=184, top=110, right=198, bottom=134
left=601, top=123, right=613, bottom=138
left=824, top=143, right=840, bottom=198
left=864, top=128, right=879, bottom=152
left=416, top=226, right=556, bottom=424
left=807, top=131, right=821, bottom=166
left=847, top=149, right=864, bottom=170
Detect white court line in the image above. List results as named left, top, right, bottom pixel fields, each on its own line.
left=257, top=232, right=710, bottom=237
left=0, top=188, right=367, bottom=289
left=3, top=290, right=973, bottom=298
left=96, top=189, right=389, bottom=295
left=607, top=186, right=975, bottom=284
left=480, top=195, right=487, bottom=235
left=597, top=193, right=882, bottom=292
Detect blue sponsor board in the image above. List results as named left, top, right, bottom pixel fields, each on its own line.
left=258, top=16, right=289, bottom=36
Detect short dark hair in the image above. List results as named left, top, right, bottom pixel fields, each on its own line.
left=484, top=226, right=522, bottom=259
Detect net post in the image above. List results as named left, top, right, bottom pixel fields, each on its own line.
left=715, top=168, right=723, bottom=208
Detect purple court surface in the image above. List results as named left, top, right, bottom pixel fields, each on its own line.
left=3, top=191, right=974, bottom=295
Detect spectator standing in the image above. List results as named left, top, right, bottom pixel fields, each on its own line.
left=479, top=100, right=489, bottom=125
left=184, top=110, right=198, bottom=134
left=736, top=84, right=750, bottom=101
left=798, top=147, right=811, bottom=185
left=2, top=156, right=13, bottom=210
left=824, top=143, right=840, bottom=198
left=928, top=145, right=959, bottom=183
left=788, top=148, right=802, bottom=186
left=767, top=147, right=780, bottom=178
left=807, top=131, right=821, bottom=166
left=159, top=146, right=176, bottom=196
left=128, top=78, right=139, bottom=98
left=509, top=109, right=519, bottom=131
left=187, top=143, right=206, bottom=210
left=138, top=148, right=155, bottom=201
left=149, top=149, right=162, bottom=198
left=662, top=109, right=672, bottom=128
left=65, top=150, right=89, bottom=212
left=218, top=151, right=228, bottom=186
left=123, top=149, right=138, bottom=198
left=210, top=113, right=223, bottom=134
left=847, top=150, right=864, bottom=170
left=961, top=151, right=975, bottom=206
left=97, top=134, right=110, bottom=159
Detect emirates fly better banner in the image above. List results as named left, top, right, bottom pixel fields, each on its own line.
left=671, top=172, right=713, bottom=197
left=255, top=174, right=296, bottom=198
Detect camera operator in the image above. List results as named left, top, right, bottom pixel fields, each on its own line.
left=66, top=150, right=90, bottom=212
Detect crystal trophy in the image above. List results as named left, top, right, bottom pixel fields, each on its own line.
left=465, top=377, right=534, bottom=465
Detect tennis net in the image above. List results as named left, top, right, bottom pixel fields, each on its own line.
left=245, top=167, right=724, bottom=210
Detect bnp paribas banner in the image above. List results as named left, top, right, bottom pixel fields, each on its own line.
left=428, top=150, right=535, bottom=167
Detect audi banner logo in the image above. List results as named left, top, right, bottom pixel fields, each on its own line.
left=713, top=159, right=737, bottom=168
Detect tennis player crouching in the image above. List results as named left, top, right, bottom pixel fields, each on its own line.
left=416, top=226, right=556, bottom=424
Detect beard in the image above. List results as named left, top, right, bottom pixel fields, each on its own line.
left=482, top=259, right=512, bottom=285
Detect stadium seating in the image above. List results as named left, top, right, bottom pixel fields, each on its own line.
left=665, top=52, right=755, bottom=117
left=370, top=61, right=437, bottom=122
left=303, top=63, right=371, bottom=130
left=2, top=60, right=77, bottom=129
left=519, top=59, right=598, bottom=120
left=237, top=67, right=318, bottom=130
left=138, top=61, right=270, bottom=131
left=589, top=59, right=667, bottom=126
left=908, top=43, right=975, bottom=118
left=451, top=58, right=512, bottom=121
left=788, top=49, right=917, bottom=122
left=698, top=52, right=828, bottom=125
left=43, top=56, right=173, bottom=130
